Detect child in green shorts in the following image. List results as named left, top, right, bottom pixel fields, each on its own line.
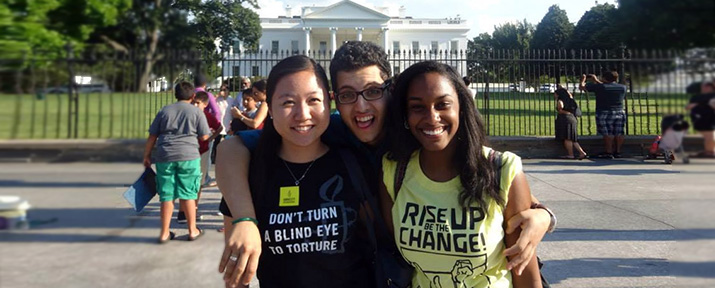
left=143, top=81, right=211, bottom=243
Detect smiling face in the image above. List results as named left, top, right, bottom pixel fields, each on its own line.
left=406, top=72, right=460, bottom=153
left=335, top=65, right=388, bottom=146
left=270, top=70, right=330, bottom=151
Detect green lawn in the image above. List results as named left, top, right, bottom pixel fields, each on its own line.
left=0, top=91, right=691, bottom=139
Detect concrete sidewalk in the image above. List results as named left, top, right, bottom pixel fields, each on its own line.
left=0, top=158, right=713, bottom=287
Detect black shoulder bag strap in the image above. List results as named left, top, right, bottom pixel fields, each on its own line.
left=337, top=149, right=378, bottom=245
left=338, top=149, right=412, bottom=288
left=393, top=159, right=409, bottom=198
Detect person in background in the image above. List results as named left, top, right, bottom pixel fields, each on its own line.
left=214, top=85, right=234, bottom=162
left=194, top=74, right=221, bottom=189
left=554, top=87, right=587, bottom=159
left=233, top=77, right=251, bottom=112
left=229, top=91, right=259, bottom=134
left=580, top=71, right=627, bottom=159
left=186, top=91, right=223, bottom=224
left=380, top=61, right=542, bottom=287
left=686, top=80, right=715, bottom=158
left=231, top=79, right=268, bottom=130
left=143, top=82, right=209, bottom=243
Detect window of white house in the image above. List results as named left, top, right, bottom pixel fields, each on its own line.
left=252, top=66, right=260, bottom=77
left=271, top=41, right=279, bottom=54
left=412, top=41, right=419, bottom=53
left=319, top=41, right=327, bottom=53
left=291, top=40, right=299, bottom=54
left=232, top=66, right=240, bottom=77
left=451, top=40, right=459, bottom=53
left=431, top=41, right=438, bottom=52
left=393, top=41, right=400, bottom=54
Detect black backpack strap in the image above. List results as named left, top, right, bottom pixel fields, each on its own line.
left=337, top=148, right=385, bottom=249
left=393, top=159, right=408, bottom=197
left=489, top=149, right=503, bottom=191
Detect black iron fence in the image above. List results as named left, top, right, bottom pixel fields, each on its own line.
left=1, top=47, right=713, bottom=139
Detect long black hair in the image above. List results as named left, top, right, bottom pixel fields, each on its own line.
left=250, top=55, right=331, bottom=197
left=386, top=61, right=502, bottom=209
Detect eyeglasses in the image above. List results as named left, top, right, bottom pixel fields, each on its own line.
left=335, top=85, right=386, bottom=104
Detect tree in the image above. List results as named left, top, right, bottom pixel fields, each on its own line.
left=92, top=0, right=261, bottom=91
left=0, top=0, right=129, bottom=57
left=530, top=5, right=574, bottom=50
left=188, top=0, right=262, bottom=53
left=617, top=0, right=715, bottom=49
left=491, top=20, right=533, bottom=51
left=568, top=3, right=621, bottom=51
left=0, top=0, right=129, bottom=93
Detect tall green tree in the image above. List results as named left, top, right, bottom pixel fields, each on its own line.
left=530, top=5, right=574, bottom=50
left=617, top=0, right=715, bottom=49
left=188, top=0, right=261, bottom=53
left=92, top=0, right=261, bottom=91
left=568, top=3, right=620, bottom=51
left=491, top=20, right=534, bottom=51
left=0, top=0, right=129, bottom=57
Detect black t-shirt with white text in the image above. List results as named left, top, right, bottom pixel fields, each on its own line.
left=251, top=148, right=373, bottom=288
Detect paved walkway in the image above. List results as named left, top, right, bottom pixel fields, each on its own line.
left=0, top=158, right=713, bottom=287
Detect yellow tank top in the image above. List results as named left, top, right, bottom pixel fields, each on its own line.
left=382, top=147, right=522, bottom=288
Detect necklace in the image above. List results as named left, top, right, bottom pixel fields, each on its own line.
left=282, top=159, right=317, bottom=186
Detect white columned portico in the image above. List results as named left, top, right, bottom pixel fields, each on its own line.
left=355, top=27, right=364, bottom=41
left=330, top=27, right=338, bottom=56
left=303, top=27, right=312, bottom=53
left=382, top=27, right=389, bottom=54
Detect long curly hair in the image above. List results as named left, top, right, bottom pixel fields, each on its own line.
left=386, top=61, right=502, bottom=209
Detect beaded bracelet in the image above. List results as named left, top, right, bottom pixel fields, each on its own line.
left=231, top=217, right=258, bottom=226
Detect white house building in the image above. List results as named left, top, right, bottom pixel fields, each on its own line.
left=223, top=0, right=470, bottom=79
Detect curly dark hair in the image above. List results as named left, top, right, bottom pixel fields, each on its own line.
left=386, top=61, right=502, bottom=209
left=329, top=41, right=391, bottom=90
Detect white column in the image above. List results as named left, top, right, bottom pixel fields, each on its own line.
left=330, top=27, right=338, bottom=56
left=382, top=27, right=390, bottom=54
left=355, top=27, right=363, bottom=41
left=303, top=27, right=312, bottom=54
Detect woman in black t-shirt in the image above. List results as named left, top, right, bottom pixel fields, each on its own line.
left=554, top=87, right=588, bottom=159
left=220, top=55, right=373, bottom=288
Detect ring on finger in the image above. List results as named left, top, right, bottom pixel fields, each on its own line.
left=229, top=255, right=238, bottom=262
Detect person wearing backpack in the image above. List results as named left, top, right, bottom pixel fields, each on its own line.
left=380, top=61, right=543, bottom=288
left=554, top=87, right=588, bottom=160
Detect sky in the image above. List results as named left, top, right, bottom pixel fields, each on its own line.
left=252, top=0, right=618, bottom=39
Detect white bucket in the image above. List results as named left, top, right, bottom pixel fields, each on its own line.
left=0, top=196, right=31, bottom=230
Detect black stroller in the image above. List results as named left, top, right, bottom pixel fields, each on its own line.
left=644, top=114, right=690, bottom=164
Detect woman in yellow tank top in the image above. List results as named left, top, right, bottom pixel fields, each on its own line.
left=379, top=61, right=543, bottom=288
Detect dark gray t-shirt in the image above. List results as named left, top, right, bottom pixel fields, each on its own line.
left=149, top=102, right=210, bottom=162
left=586, top=82, right=627, bottom=112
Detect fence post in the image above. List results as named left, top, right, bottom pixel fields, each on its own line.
left=65, top=43, right=78, bottom=139
left=620, top=47, right=629, bottom=135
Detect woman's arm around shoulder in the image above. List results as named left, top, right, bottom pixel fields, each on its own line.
left=216, top=136, right=261, bottom=288
left=504, top=171, right=543, bottom=288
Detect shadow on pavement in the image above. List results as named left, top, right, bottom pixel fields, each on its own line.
left=544, top=228, right=715, bottom=242
left=528, top=168, right=679, bottom=176
left=542, top=258, right=715, bottom=284
left=0, top=179, right=128, bottom=188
